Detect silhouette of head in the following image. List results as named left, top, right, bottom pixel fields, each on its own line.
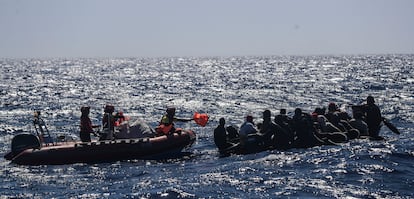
left=328, top=102, right=337, bottom=112
left=367, top=96, right=375, bottom=105
left=104, top=104, right=114, bottom=113
left=314, top=107, right=325, bottom=115
left=219, top=118, right=225, bottom=126
left=246, top=115, right=253, bottom=123
left=294, top=108, right=302, bottom=116
left=263, top=110, right=271, bottom=119
left=81, top=106, right=90, bottom=116
left=166, top=106, right=176, bottom=115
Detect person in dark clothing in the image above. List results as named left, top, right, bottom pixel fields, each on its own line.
left=274, top=109, right=291, bottom=128
left=214, top=118, right=232, bottom=150
left=226, top=125, right=239, bottom=140
left=274, top=109, right=294, bottom=144
left=261, top=109, right=293, bottom=149
left=259, top=110, right=273, bottom=134
left=290, top=108, right=317, bottom=148
left=363, top=96, right=383, bottom=137
left=349, top=111, right=368, bottom=136
left=80, top=106, right=100, bottom=142
left=259, top=110, right=277, bottom=146
left=325, top=102, right=340, bottom=124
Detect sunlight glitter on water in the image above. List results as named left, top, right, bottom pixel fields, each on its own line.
left=1, top=55, right=413, bottom=198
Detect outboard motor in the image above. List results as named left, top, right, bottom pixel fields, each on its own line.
left=6, top=134, right=41, bottom=159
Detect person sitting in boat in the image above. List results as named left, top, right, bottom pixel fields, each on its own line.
left=80, top=106, right=100, bottom=142
left=325, top=102, right=350, bottom=132
left=362, top=96, right=383, bottom=137
left=214, top=118, right=233, bottom=151
left=259, top=110, right=275, bottom=145
left=290, top=108, right=317, bottom=148
left=274, top=108, right=294, bottom=142
left=336, top=110, right=360, bottom=139
left=155, top=106, right=192, bottom=136
left=349, top=111, right=368, bottom=136
left=101, top=104, right=116, bottom=140
left=274, top=108, right=291, bottom=128
left=226, top=125, right=239, bottom=140
left=322, top=115, right=343, bottom=133
left=260, top=109, right=292, bottom=149
left=239, top=115, right=259, bottom=147
left=325, top=102, right=340, bottom=124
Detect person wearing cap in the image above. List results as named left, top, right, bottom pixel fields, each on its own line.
left=80, top=106, right=100, bottom=142
left=362, top=96, right=383, bottom=137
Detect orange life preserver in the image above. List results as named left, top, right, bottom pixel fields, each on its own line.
left=156, top=124, right=173, bottom=135
left=193, top=112, right=209, bottom=127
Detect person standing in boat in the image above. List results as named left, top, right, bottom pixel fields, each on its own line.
left=362, top=96, right=383, bottom=138
left=101, top=104, right=116, bottom=140
left=80, top=106, right=100, bottom=142
left=155, top=106, right=192, bottom=135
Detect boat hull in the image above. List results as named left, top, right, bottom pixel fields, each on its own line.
left=8, top=130, right=195, bottom=165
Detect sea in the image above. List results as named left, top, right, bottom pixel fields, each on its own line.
left=0, top=55, right=413, bottom=198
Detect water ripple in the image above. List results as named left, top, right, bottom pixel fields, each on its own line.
left=1, top=55, right=413, bottom=198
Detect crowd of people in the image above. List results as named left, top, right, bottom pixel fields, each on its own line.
left=214, top=96, right=384, bottom=153
left=79, top=96, right=384, bottom=154
left=79, top=105, right=192, bottom=142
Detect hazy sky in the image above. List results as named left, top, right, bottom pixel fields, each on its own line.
left=1, top=0, right=413, bottom=58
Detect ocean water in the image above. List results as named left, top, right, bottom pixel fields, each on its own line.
left=0, top=55, right=413, bottom=198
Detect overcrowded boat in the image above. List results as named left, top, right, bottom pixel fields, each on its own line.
left=214, top=101, right=400, bottom=156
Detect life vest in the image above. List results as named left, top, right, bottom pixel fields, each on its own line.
left=114, top=111, right=126, bottom=126
left=156, top=124, right=174, bottom=135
